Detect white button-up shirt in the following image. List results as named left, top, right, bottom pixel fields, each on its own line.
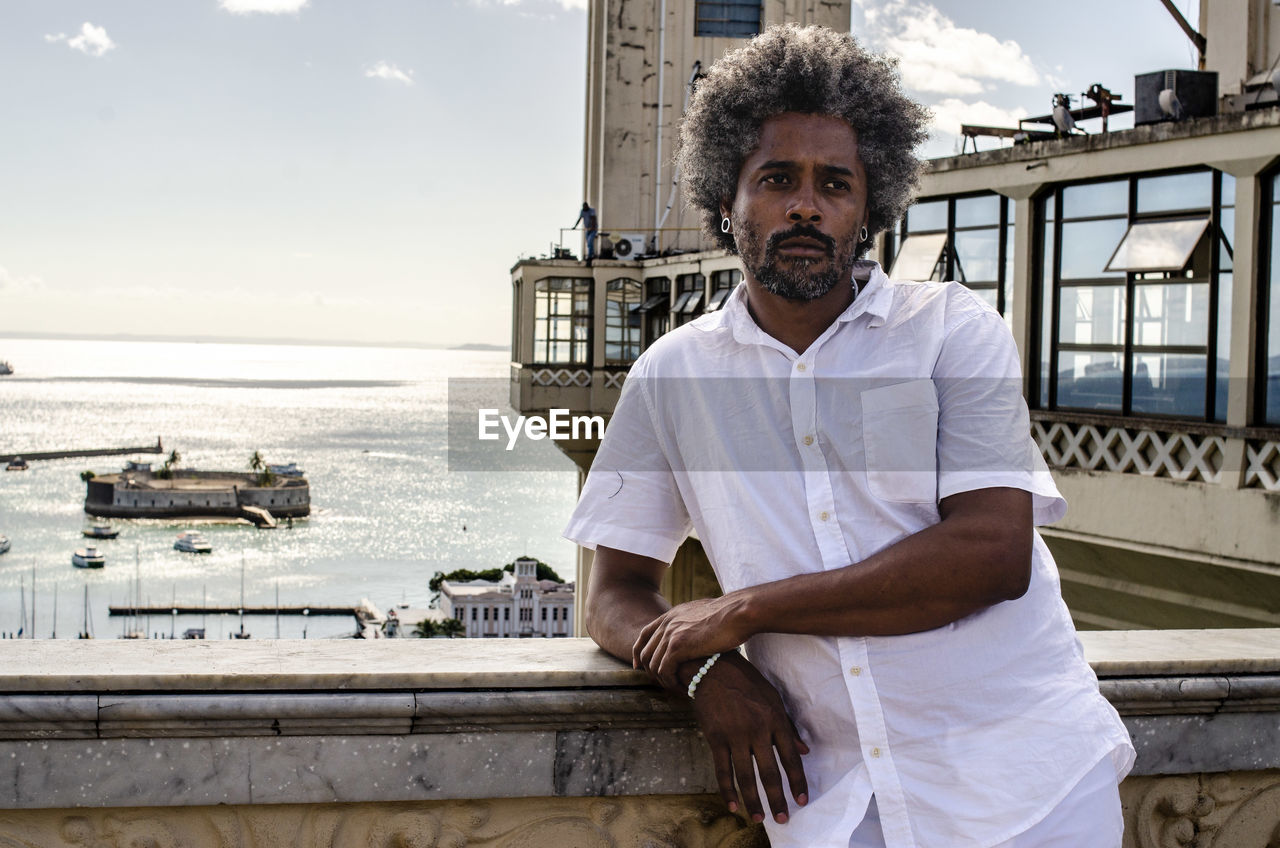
left=565, top=261, right=1134, bottom=848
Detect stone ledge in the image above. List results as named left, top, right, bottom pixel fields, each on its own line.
left=0, top=631, right=1276, bottom=809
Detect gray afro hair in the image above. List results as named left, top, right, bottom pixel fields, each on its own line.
left=677, top=24, right=931, bottom=253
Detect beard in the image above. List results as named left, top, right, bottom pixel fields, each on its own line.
left=735, top=221, right=858, bottom=302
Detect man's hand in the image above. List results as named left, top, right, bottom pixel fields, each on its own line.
left=690, top=651, right=809, bottom=824
left=633, top=595, right=751, bottom=690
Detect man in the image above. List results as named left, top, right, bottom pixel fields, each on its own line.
left=564, top=25, right=1133, bottom=848
left=574, top=201, right=599, bottom=261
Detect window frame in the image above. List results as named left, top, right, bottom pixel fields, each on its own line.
left=532, top=277, right=593, bottom=366
left=891, top=192, right=1010, bottom=315
left=1033, top=168, right=1230, bottom=422
left=694, top=0, right=761, bottom=38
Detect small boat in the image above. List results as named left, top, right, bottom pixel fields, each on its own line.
left=0, top=536, right=10, bottom=556
left=72, top=546, right=106, bottom=568
left=5, top=457, right=29, bottom=472
left=83, top=522, right=120, bottom=540
left=0, top=361, right=12, bottom=376
left=174, top=530, right=212, bottom=554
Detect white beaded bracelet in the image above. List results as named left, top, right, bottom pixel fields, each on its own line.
left=687, top=652, right=722, bottom=700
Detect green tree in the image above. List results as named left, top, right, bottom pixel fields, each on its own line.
left=437, top=618, right=465, bottom=638
left=79, top=470, right=96, bottom=482
left=249, top=451, right=265, bottom=473
left=411, top=619, right=440, bottom=638
left=502, top=558, right=565, bottom=583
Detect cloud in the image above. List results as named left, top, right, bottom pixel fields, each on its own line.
left=219, top=0, right=309, bottom=14
left=365, top=61, right=414, bottom=86
left=45, top=23, right=115, bottom=57
left=860, top=0, right=1039, bottom=95
left=927, top=98, right=1026, bottom=137
left=0, top=266, right=47, bottom=293
left=468, top=0, right=586, bottom=10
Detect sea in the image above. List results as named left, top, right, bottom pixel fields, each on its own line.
left=0, top=338, right=580, bottom=640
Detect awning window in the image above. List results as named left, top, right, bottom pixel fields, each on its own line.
left=704, top=287, right=734, bottom=312
left=889, top=232, right=947, bottom=281
left=632, top=293, right=669, bottom=314
left=1104, top=218, right=1209, bottom=273
left=673, top=291, right=705, bottom=314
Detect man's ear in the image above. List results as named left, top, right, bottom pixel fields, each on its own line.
left=719, top=198, right=733, bottom=221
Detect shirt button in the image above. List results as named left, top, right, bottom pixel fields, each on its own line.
left=870, top=747, right=881, bottom=758
left=803, top=435, right=814, bottom=446
left=818, top=511, right=829, bottom=521
left=796, top=363, right=807, bottom=372
left=850, top=666, right=861, bottom=676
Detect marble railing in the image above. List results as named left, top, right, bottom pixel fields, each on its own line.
left=0, top=632, right=1276, bottom=847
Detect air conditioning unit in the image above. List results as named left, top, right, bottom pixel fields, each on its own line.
left=612, top=233, right=647, bottom=259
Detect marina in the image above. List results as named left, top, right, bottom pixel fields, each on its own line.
left=0, top=338, right=579, bottom=641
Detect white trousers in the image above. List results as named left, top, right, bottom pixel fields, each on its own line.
left=848, top=758, right=1123, bottom=848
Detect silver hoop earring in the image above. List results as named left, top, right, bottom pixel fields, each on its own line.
left=721, top=217, right=732, bottom=234
left=859, top=226, right=869, bottom=243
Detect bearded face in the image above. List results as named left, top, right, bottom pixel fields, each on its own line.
left=734, top=219, right=859, bottom=303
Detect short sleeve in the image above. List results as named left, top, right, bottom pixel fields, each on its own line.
left=562, top=362, right=693, bottom=563
left=933, top=310, right=1066, bottom=526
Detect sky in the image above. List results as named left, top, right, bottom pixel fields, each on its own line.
left=0, top=0, right=1201, bottom=347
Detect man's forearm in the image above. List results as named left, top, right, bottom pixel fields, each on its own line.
left=634, top=489, right=1034, bottom=681
left=736, top=495, right=1031, bottom=638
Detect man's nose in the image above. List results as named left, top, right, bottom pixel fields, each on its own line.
left=786, top=184, right=821, bottom=222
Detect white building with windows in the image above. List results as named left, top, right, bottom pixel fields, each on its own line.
left=438, top=557, right=575, bottom=638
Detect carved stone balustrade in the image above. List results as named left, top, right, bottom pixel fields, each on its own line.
left=0, top=633, right=1275, bottom=847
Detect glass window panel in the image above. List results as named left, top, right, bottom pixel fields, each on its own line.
left=906, top=200, right=947, bottom=232
left=1268, top=198, right=1280, bottom=423
left=1218, top=207, right=1234, bottom=272
left=955, top=195, right=1000, bottom=228
left=1136, top=171, right=1212, bottom=214
left=1059, top=285, right=1126, bottom=346
left=1213, top=273, right=1230, bottom=423
left=1105, top=218, right=1209, bottom=272
left=1221, top=173, right=1236, bottom=208
left=1003, top=222, right=1015, bottom=323
left=1133, top=282, right=1209, bottom=347
left=1062, top=180, right=1127, bottom=219
left=1056, top=351, right=1123, bottom=411
left=1131, top=353, right=1207, bottom=418
left=1039, top=209, right=1055, bottom=407
left=1060, top=218, right=1127, bottom=279
left=971, top=287, right=999, bottom=309
left=954, top=228, right=999, bottom=283
left=889, top=232, right=947, bottom=280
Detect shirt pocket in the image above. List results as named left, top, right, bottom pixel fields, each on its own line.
left=861, top=380, right=939, bottom=503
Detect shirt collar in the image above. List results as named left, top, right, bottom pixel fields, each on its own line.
left=705, top=260, right=895, bottom=347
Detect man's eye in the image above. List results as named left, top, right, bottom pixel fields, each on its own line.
left=763, top=173, right=789, bottom=184
left=826, top=180, right=849, bottom=190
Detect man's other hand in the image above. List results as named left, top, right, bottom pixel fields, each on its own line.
left=633, top=595, right=750, bottom=690
left=690, top=651, right=809, bottom=824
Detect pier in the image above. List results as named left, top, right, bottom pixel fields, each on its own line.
left=108, top=605, right=361, bottom=617
left=1, top=438, right=164, bottom=465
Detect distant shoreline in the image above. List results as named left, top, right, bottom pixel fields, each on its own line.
left=0, top=331, right=507, bottom=353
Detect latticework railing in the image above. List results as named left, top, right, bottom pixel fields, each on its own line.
left=1032, top=419, right=1225, bottom=483
left=530, top=367, right=591, bottom=388
left=1245, top=440, right=1280, bottom=491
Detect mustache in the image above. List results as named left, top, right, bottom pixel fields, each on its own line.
left=765, top=224, right=836, bottom=256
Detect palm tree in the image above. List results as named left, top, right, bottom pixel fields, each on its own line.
left=166, top=449, right=181, bottom=470
left=411, top=619, right=440, bottom=638
left=438, top=618, right=465, bottom=638
left=249, top=451, right=265, bottom=473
